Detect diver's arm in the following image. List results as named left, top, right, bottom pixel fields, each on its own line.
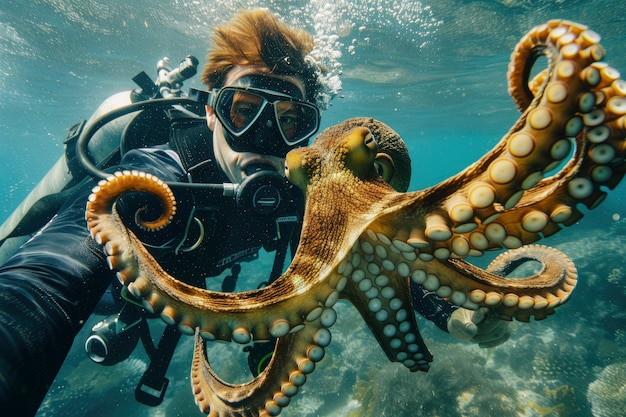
left=0, top=147, right=187, bottom=417
left=410, top=283, right=510, bottom=347
left=410, top=282, right=458, bottom=332
left=0, top=181, right=112, bottom=417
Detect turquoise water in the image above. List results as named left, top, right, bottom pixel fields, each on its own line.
left=2, top=0, right=626, bottom=416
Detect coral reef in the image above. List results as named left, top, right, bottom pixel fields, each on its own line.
left=587, top=362, right=626, bottom=417
left=347, top=342, right=522, bottom=417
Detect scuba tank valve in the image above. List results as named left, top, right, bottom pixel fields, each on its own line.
left=156, top=55, right=199, bottom=98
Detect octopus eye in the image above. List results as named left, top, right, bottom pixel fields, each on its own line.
left=343, top=127, right=378, bottom=176
left=285, top=150, right=310, bottom=191
left=374, top=154, right=395, bottom=185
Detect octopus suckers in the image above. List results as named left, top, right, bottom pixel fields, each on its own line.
left=561, top=43, right=579, bottom=59
left=469, top=232, right=488, bottom=250
left=273, top=392, right=290, bottom=408
left=522, top=210, right=549, bottom=233
left=392, top=239, right=414, bottom=253
left=484, top=223, right=507, bottom=243
left=411, top=269, right=427, bottom=285
left=607, top=96, right=626, bottom=116
left=360, top=240, right=374, bottom=255
left=396, top=262, right=410, bottom=277
left=358, top=278, right=372, bottom=292
left=368, top=298, right=382, bottom=313
left=579, top=92, right=596, bottom=113
left=508, top=133, right=535, bottom=157
left=469, top=290, right=486, bottom=303
left=528, top=107, right=553, bottom=130
left=376, top=232, right=392, bottom=245
left=307, top=346, right=325, bottom=362
left=567, top=177, right=594, bottom=199
left=546, top=82, right=569, bottom=103
left=389, top=298, right=403, bottom=311
left=335, top=276, right=348, bottom=292
left=383, top=324, right=397, bottom=337
left=451, top=291, right=467, bottom=305
left=550, top=204, right=573, bottom=223
left=264, top=400, right=281, bottom=416
left=504, top=190, right=524, bottom=210
left=325, top=290, right=340, bottom=307
left=555, top=31, right=576, bottom=47
left=581, top=29, right=601, bottom=45
left=270, top=320, right=291, bottom=338
left=550, top=139, right=572, bottom=160
left=375, top=244, right=388, bottom=259
left=592, top=165, right=613, bottom=182
left=351, top=269, right=365, bottom=283
left=557, top=60, right=575, bottom=78
left=583, top=109, right=606, bottom=127
left=484, top=292, right=503, bottom=306
left=589, top=143, right=616, bottom=164
left=587, top=125, right=610, bottom=143
left=521, top=171, right=543, bottom=190
left=489, top=158, right=518, bottom=184
left=375, top=309, right=388, bottom=322
left=448, top=201, right=474, bottom=223
left=366, top=261, right=380, bottom=275
left=582, top=66, right=601, bottom=86
left=289, top=371, right=306, bottom=387
left=468, top=183, right=496, bottom=208
left=425, top=214, right=452, bottom=241
left=381, top=286, right=395, bottom=299
left=320, top=308, right=337, bottom=328
left=281, top=383, right=298, bottom=398
left=502, top=236, right=523, bottom=249
left=375, top=274, right=390, bottom=287
left=503, top=293, right=520, bottom=307
left=297, top=357, right=315, bottom=374
left=423, top=274, right=440, bottom=292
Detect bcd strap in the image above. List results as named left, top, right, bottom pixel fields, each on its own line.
left=135, top=325, right=182, bottom=406
left=168, top=111, right=221, bottom=184
left=64, top=119, right=88, bottom=185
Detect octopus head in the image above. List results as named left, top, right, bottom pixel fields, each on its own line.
left=286, top=117, right=412, bottom=193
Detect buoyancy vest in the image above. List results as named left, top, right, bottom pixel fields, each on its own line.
left=152, top=109, right=304, bottom=287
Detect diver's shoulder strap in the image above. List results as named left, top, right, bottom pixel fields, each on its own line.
left=167, top=110, right=220, bottom=184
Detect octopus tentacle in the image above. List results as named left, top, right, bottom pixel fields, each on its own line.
left=86, top=169, right=176, bottom=233
left=348, top=221, right=576, bottom=322
left=339, top=239, right=434, bottom=371
left=368, top=19, right=626, bottom=261
left=192, top=316, right=334, bottom=417
left=99, top=224, right=344, bottom=341
left=84, top=127, right=407, bottom=343
left=84, top=21, right=626, bottom=417
left=507, top=20, right=604, bottom=112
left=469, top=24, right=626, bottom=250
left=86, top=169, right=356, bottom=342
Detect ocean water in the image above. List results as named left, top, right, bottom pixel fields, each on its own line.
left=2, top=0, right=626, bottom=416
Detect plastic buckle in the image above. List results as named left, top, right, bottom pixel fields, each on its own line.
left=135, top=375, right=169, bottom=406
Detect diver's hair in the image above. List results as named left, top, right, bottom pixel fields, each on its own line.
left=200, top=8, right=321, bottom=105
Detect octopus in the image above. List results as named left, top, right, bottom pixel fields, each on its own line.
left=84, top=20, right=626, bottom=417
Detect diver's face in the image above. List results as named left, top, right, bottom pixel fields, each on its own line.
left=206, top=66, right=308, bottom=184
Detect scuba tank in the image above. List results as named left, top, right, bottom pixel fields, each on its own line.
left=0, top=56, right=200, bottom=264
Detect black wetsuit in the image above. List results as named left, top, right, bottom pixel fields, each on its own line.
left=0, top=140, right=455, bottom=417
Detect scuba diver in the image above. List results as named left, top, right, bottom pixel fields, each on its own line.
left=0, top=8, right=509, bottom=417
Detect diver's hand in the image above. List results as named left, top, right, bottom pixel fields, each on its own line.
left=447, top=307, right=510, bottom=348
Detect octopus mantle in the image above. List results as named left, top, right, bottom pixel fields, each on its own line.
left=85, top=21, right=626, bottom=417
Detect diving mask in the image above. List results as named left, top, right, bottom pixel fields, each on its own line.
left=209, top=75, right=320, bottom=157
